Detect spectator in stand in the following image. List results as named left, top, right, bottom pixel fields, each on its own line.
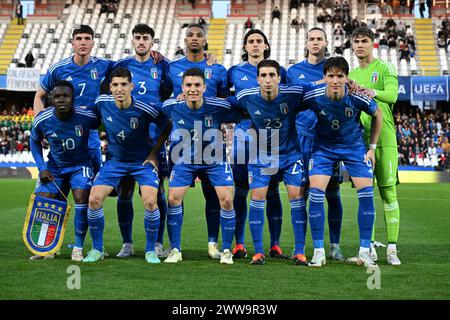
left=426, top=0, right=432, bottom=18
left=437, top=35, right=449, bottom=52
left=419, top=0, right=426, bottom=18
left=244, top=17, right=254, bottom=31
left=175, top=46, right=185, bottom=59
left=290, top=0, right=299, bottom=11
left=399, top=0, right=408, bottom=14
left=107, top=2, right=117, bottom=16
left=387, top=34, right=397, bottom=49
left=198, top=16, right=207, bottom=26
left=291, top=17, right=300, bottom=33
left=271, top=6, right=281, bottom=22
left=406, top=35, right=416, bottom=51
left=386, top=17, right=396, bottom=29
left=399, top=44, right=412, bottom=63
left=188, top=0, right=196, bottom=9
left=381, top=1, right=393, bottom=15
left=25, top=51, right=34, bottom=68
left=379, top=35, right=389, bottom=50
left=333, top=24, right=344, bottom=36
left=16, top=1, right=23, bottom=25
left=409, top=0, right=415, bottom=14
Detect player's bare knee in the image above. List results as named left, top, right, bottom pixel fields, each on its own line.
left=168, top=194, right=182, bottom=207
left=143, top=198, right=158, bottom=211
left=219, top=196, right=233, bottom=210
left=88, top=193, right=103, bottom=210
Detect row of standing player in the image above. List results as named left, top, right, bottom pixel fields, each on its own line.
left=30, top=23, right=401, bottom=266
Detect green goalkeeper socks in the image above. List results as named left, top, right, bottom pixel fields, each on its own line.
left=379, top=185, right=400, bottom=243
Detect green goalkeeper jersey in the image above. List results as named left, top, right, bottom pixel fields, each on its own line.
left=349, top=59, right=398, bottom=147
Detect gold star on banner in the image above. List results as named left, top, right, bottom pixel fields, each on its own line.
left=37, top=202, right=42, bottom=207
left=44, top=202, right=49, bottom=208
left=51, top=204, right=56, bottom=209
left=58, top=206, right=63, bottom=212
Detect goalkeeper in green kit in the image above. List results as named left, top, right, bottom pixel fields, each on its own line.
left=348, top=26, right=401, bottom=266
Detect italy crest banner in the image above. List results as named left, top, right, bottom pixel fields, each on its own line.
left=22, top=194, right=72, bottom=256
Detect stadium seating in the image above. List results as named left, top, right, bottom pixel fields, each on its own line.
left=6, top=0, right=450, bottom=76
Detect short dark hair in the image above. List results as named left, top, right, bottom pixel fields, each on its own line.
left=182, top=68, right=205, bottom=83
left=72, top=24, right=94, bottom=39
left=53, top=80, right=74, bottom=94
left=323, top=56, right=349, bottom=75
left=242, top=29, right=271, bottom=61
left=186, top=23, right=206, bottom=36
left=257, top=59, right=280, bottom=76
left=110, top=67, right=132, bottom=82
left=351, top=26, right=375, bottom=42
left=132, top=23, right=155, bottom=38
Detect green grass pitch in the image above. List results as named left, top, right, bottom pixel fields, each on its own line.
left=1, top=179, right=449, bottom=300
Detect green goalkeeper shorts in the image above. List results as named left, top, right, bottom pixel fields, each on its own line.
left=374, top=146, right=400, bottom=187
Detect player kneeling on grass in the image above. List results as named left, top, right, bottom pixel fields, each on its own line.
left=30, top=80, right=100, bottom=261
left=84, top=67, right=170, bottom=264
left=301, top=57, right=382, bottom=268
left=162, top=68, right=241, bottom=264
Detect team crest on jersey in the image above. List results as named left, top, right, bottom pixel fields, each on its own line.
left=345, top=107, right=354, bottom=117
left=204, top=68, right=212, bottom=79
left=151, top=68, right=158, bottom=79
left=130, top=117, right=139, bottom=129
left=280, top=103, right=289, bottom=115
left=90, top=68, right=98, bottom=80
left=371, top=72, right=379, bottom=83
left=248, top=171, right=253, bottom=184
left=75, top=125, right=83, bottom=137
left=205, top=115, right=213, bottom=127
left=169, top=170, right=175, bottom=182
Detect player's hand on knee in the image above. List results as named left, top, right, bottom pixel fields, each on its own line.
left=39, top=170, right=54, bottom=184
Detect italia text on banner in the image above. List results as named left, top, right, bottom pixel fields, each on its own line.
left=23, top=194, right=72, bottom=256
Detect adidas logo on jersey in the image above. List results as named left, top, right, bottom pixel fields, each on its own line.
left=65, top=76, right=73, bottom=81
left=298, top=74, right=305, bottom=79
left=254, top=110, right=261, bottom=115
left=50, top=133, right=58, bottom=138
left=241, top=76, right=248, bottom=81
left=178, top=119, right=185, bottom=125
left=106, top=116, right=113, bottom=122
left=226, top=176, right=233, bottom=181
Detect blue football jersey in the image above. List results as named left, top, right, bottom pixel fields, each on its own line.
left=161, top=97, right=241, bottom=164
left=31, top=107, right=100, bottom=167
left=113, top=56, right=169, bottom=104
left=228, top=85, right=304, bottom=165
left=287, top=59, right=326, bottom=138
left=227, top=61, right=287, bottom=132
left=93, top=95, right=164, bottom=163
left=227, top=61, right=287, bottom=94
left=302, top=84, right=378, bottom=146
left=161, top=57, right=229, bottom=98
left=113, top=56, right=170, bottom=143
left=41, top=56, right=114, bottom=107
